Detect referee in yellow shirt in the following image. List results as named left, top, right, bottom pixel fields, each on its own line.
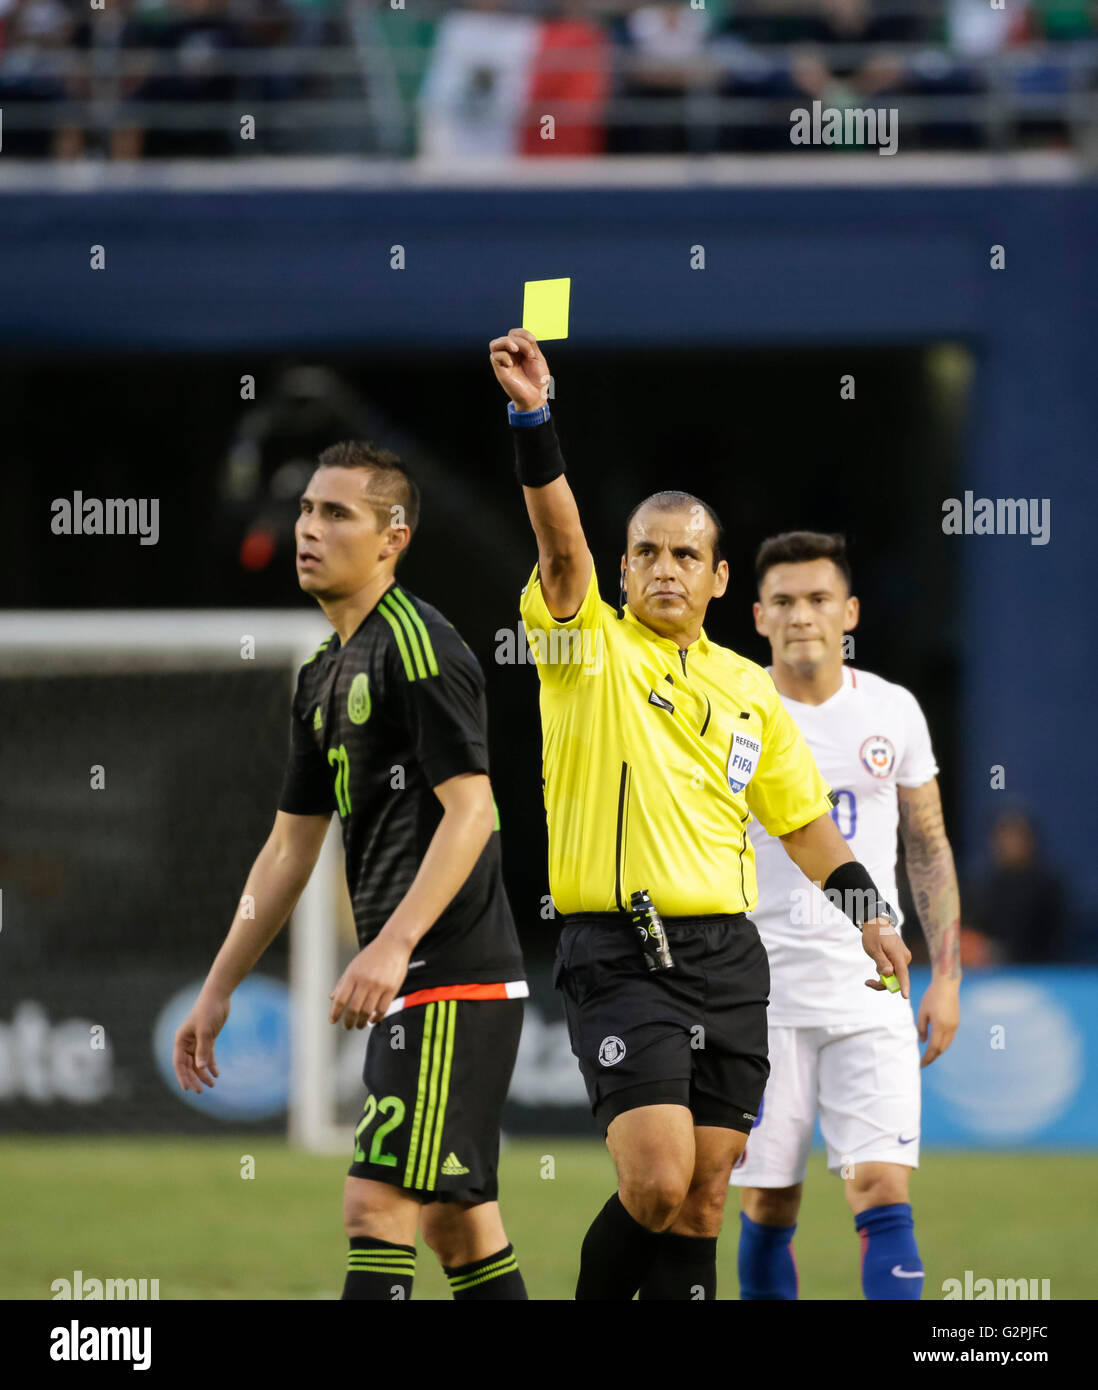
left=489, top=328, right=911, bottom=1301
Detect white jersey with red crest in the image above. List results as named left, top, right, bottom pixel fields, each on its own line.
left=748, top=666, right=938, bottom=1029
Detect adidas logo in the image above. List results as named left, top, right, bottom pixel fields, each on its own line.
left=441, top=1152, right=470, bottom=1177
left=313, top=706, right=323, bottom=729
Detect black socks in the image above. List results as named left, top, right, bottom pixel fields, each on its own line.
left=444, top=1244, right=527, bottom=1300
left=575, top=1193, right=663, bottom=1300
left=341, top=1236, right=416, bottom=1300
left=638, top=1231, right=719, bottom=1300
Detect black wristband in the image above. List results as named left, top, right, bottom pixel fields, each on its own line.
left=513, top=417, right=566, bottom=488
left=823, top=861, right=898, bottom=931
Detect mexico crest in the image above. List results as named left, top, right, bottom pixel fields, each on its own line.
left=348, top=672, right=372, bottom=725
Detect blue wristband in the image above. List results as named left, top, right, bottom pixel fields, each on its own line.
left=508, top=401, right=551, bottom=428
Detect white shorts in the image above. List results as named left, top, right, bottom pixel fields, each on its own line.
left=728, top=1020, right=921, bottom=1187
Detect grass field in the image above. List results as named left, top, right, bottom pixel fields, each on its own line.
left=2, top=1138, right=1092, bottom=1301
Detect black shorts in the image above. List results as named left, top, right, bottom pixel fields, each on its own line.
left=554, top=913, right=770, bottom=1134
left=347, top=997, right=523, bottom=1205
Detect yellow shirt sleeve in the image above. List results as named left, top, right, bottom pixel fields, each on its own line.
left=519, top=560, right=606, bottom=689
left=746, top=687, right=833, bottom=836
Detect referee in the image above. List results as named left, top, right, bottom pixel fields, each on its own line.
left=173, top=442, right=528, bottom=1301
left=489, top=329, right=911, bottom=1301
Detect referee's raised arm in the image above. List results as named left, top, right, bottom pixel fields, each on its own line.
left=489, top=328, right=592, bottom=621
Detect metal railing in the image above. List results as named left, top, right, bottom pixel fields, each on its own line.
left=1, top=21, right=1095, bottom=158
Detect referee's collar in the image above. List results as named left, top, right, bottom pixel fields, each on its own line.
left=621, top=603, right=711, bottom=658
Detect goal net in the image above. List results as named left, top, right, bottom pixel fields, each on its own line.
left=0, top=610, right=362, bottom=1153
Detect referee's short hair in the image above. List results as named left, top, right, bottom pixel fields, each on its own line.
left=316, top=441, right=420, bottom=564
left=754, top=531, right=852, bottom=594
left=626, top=491, right=724, bottom=571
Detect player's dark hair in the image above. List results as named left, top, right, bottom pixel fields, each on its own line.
left=754, top=530, right=852, bottom=594
left=316, top=440, right=420, bottom=565
left=626, top=491, right=724, bottom=570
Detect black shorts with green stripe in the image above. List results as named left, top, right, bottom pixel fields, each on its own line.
left=348, top=997, right=523, bottom=1204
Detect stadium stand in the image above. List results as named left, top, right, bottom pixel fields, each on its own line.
left=0, top=0, right=1095, bottom=158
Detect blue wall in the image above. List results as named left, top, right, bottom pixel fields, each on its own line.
left=908, top=967, right=1098, bottom=1148
left=3, top=181, right=1094, bottom=921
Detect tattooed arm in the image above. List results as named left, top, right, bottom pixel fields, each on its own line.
left=898, top=777, right=961, bottom=1067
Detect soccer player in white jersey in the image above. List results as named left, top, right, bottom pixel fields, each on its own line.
left=729, top=531, right=962, bottom=1300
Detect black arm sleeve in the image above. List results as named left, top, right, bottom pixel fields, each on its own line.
left=391, top=627, right=490, bottom=789
left=277, top=677, right=336, bottom=816
left=513, top=415, right=566, bottom=488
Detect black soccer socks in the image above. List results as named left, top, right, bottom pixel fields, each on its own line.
left=638, top=1231, right=719, bottom=1300
left=444, top=1244, right=528, bottom=1300
left=575, top=1192, right=664, bottom=1300
left=341, top=1236, right=416, bottom=1300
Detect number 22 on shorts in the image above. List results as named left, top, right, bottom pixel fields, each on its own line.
left=354, top=1093, right=406, bottom=1167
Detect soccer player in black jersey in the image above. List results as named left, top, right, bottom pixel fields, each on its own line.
left=173, top=442, right=528, bottom=1301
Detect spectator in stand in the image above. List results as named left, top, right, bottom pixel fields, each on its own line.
left=964, top=808, right=1068, bottom=965
left=0, top=0, right=78, bottom=156
left=519, top=0, right=611, bottom=158
left=712, top=0, right=822, bottom=152
left=62, top=0, right=140, bottom=160
left=606, top=0, right=721, bottom=154
left=784, top=0, right=925, bottom=111
left=283, top=0, right=338, bottom=50
left=112, top=0, right=244, bottom=159
left=898, top=0, right=999, bottom=151
left=715, top=0, right=927, bottom=152
left=234, top=0, right=308, bottom=152
left=1006, top=0, right=1093, bottom=149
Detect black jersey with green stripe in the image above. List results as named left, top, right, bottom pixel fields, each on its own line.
left=278, top=583, right=524, bottom=993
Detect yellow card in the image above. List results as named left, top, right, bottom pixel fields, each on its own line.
left=522, top=278, right=571, bottom=341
